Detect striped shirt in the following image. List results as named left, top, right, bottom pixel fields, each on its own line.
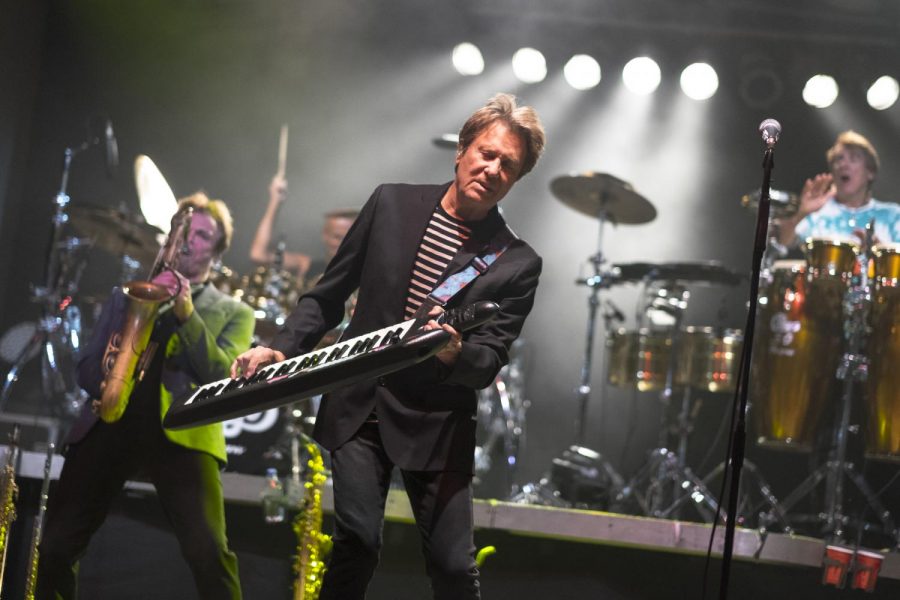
left=404, top=206, right=472, bottom=318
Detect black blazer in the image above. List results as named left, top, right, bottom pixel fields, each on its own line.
left=271, top=182, right=542, bottom=472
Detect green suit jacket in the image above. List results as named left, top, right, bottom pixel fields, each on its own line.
left=72, top=284, right=255, bottom=463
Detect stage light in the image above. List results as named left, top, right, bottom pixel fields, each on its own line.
left=622, top=57, right=661, bottom=95
left=452, top=42, right=484, bottom=76
left=866, top=76, right=899, bottom=110
left=680, top=62, right=718, bottom=100
left=563, top=54, right=601, bottom=90
left=802, top=74, right=838, bottom=108
left=512, top=48, right=547, bottom=83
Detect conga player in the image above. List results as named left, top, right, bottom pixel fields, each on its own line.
left=777, top=130, right=900, bottom=248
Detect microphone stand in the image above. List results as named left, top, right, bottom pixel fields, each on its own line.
left=718, top=143, right=774, bottom=599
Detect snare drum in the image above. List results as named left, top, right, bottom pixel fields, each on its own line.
left=752, top=259, right=845, bottom=450
left=866, top=244, right=900, bottom=461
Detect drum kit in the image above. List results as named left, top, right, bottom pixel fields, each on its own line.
left=210, top=249, right=306, bottom=346
left=514, top=173, right=899, bottom=544
left=513, top=171, right=749, bottom=516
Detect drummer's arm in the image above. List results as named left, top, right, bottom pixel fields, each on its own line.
left=281, top=250, right=312, bottom=277
left=249, top=174, right=312, bottom=277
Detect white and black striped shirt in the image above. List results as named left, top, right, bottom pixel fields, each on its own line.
left=404, top=205, right=472, bottom=318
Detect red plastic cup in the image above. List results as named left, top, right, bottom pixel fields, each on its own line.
left=852, top=550, right=884, bottom=592
left=821, top=545, right=854, bottom=588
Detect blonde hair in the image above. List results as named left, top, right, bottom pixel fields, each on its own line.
left=176, top=192, right=234, bottom=254
left=457, top=93, right=546, bottom=179
left=827, top=130, right=880, bottom=176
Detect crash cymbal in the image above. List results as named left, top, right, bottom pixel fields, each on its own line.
left=740, top=188, right=799, bottom=218
left=551, top=172, right=656, bottom=224
left=611, top=261, right=743, bottom=286
left=68, top=205, right=162, bottom=265
left=135, top=155, right=178, bottom=234
left=432, top=133, right=459, bottom=149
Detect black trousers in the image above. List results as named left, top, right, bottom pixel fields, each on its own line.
left=320, top=422, right=480, bottom=600
left=34, top=409, right=241, bottom=600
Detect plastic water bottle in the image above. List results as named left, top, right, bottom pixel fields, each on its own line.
left=261, top=467, right=285, bottom=524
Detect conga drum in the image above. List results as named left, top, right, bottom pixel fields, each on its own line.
left=751, top=242, right=854, bottom=450
left=866, top=243, right=900, bottom=462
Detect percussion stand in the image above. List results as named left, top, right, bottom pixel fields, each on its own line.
left=0, top=144, right=91, bottom=423
left=614, top=284, right=721, bottom=521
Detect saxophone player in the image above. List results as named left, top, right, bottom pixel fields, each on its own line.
left=36, top=193, right=254, bottom=599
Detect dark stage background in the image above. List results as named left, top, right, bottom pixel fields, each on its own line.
left=1, top=0, right=900, bottom=595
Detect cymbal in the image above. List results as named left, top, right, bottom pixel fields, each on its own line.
left=135, top=155, right=178, bottom=235
left=551, top=172, right=656, bottom=224
left=611, top=261, right=743, bottom=286
left=432, top=133, right=459, bottom=149
left=68, top=206, right=162, bottom=265
left=740, top=188, right=799, bottom=218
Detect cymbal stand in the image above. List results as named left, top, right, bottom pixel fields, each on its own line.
left=761, top=233, right=895, bottom=543
left=0, top=141, right=95, bottom=423
left=510, top=210, right=626, bottom=508
left=569, top=210, right=626, bottom=487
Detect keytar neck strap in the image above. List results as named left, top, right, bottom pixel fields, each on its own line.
left=413, top=224, right=517, bottom=321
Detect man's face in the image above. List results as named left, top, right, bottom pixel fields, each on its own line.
left=177, top=211, right=222, bottom=281
left=454, top=122, right=526, bottom=215
left=322, top=216, right=354, bottom=259
left=829, top=144, right=874, bottom=199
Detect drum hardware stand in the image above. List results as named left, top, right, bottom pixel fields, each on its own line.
left=614, top=288, right=723, bottom=521
left=0, top=137, right=102, bottom=423
left=568, top=209, right=627, bottom=497
left=511, top=208, right=627, bottom=508
left=474, top=344, right=529, bottom=499
left=671, top=459, right=792, bottom=532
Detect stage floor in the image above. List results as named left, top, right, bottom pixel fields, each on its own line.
left=4, top=447, right=899, bottom=598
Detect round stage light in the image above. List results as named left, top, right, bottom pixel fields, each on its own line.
left=564, top=54, right=601, bottom=90
left=622, top=57, right=661, bottom=95
left=452, top=42, right=484, bottom=76
left=680, top=62, right=718, bottom=100
left=802, top=74, right=838, bottom=108
left=512, top=48, right=547, bottom=83
left=867, top=76, right=899, bottom=110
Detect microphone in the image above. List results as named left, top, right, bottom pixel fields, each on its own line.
left=104, top=118, right=119, bottom=177
left=758, top=118, right=781, bottom=148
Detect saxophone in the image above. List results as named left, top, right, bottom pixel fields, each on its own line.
left=96, top=207, right=192, bottom=423
left=0, top=428, right=20, bottom=597
left=291, top=437, right=331, bottom=600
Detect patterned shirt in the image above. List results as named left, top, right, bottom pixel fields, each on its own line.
left=404, top=205, right=472, bottom=318
left=795, top=197, right=900, bottom=245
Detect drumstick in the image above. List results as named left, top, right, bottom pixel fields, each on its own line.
left=277, top=124, right=289, bottom=178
